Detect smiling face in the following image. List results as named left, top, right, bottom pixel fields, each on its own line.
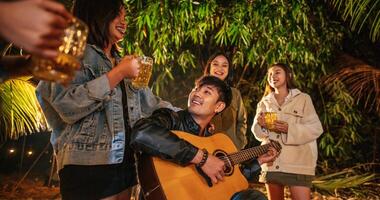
left=188, top=84, right=225, bottom=118
left=267, top=65, right=287, bottom=90
left=108, top=8, right=127, bottom=45
left=209, top=55, right=229, bottom=81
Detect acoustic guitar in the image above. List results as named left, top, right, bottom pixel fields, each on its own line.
left=137, top=131, right=281, bottom=200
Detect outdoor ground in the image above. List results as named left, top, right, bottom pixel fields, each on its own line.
left=1, top=174, right=377, bottom=200
left=0, top=174, right=60, bottom=199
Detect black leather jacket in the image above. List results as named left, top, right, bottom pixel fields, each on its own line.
left=130, top=108, right=261, bottom=179
left=130, top=108, right=205, bottom=166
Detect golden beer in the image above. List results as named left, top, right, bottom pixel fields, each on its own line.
left=132, top=56, right=153, bottom=89
left=31, top=17, right=88, bottom=85
left=264, top=112, right=277, bottom=130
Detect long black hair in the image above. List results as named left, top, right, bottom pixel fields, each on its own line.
left=73, top=0, right=124, bottom=49
left=203, top=51, right=234, bottom=86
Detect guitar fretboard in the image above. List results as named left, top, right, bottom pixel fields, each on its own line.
left=224, top=143, right=272, bottom=166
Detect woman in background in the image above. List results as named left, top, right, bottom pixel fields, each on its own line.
left=203, top=52, right=247, bottom=150
left=252, top=63, right=323, bottom=200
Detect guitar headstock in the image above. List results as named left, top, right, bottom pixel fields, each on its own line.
left=269, top=140, right=282, bottom=152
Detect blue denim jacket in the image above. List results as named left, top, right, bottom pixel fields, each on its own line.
left=36, top=44, right=178, bottom=170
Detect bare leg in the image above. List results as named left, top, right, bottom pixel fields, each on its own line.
left=289, top=186, right=311, bottom=200
left=101, top=187, right=132, bottom=200
left=266, top=183, right=284, bottom=200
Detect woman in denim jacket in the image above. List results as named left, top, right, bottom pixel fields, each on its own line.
left=36, top=0, right=177, bottom=199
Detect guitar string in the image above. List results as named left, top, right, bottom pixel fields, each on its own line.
left=216, top=142, right=280, bottom=166
left=226, top=144, right=270, bottom=164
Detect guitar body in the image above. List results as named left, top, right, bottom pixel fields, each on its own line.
left=138, top=131, right=249, bottom=200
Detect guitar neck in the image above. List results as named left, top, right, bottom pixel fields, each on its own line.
left=227, top=144, right=272, bottom=166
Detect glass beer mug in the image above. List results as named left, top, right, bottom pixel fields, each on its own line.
left=30, top=17, right=88, bottom=85
left=132, top=56, right=154, bottom=89
left=264, top=112, right=277, bottom=131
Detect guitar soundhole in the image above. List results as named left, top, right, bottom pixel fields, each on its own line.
left=213, top=150, right=234, bottom=176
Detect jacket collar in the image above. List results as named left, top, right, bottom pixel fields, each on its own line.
left=181, top=110, right=212, bottom=136
left=263, top=88, right=302, bottom=105
left=87, top=44, right=121, bottom=63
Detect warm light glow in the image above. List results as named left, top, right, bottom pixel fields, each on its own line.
left=9, top=149, right=15, bottom=154
left=27, top=151, right=33, bottom=156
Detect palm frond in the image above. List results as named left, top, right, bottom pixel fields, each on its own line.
left=327, top=0, right=380, bottom=42
left=314, top=173, right=376, bottom=191
left=0, top=78, right=49, bottom=142
left=313, top=164, right=379, bottom=198
left=323, top=54, right=380, bottom=113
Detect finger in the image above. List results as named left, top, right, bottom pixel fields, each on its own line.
left=38, top=38, right=63, bottom=50
left=219, top=170, right=225, bottom=177
left=274, top=120, right=283, bottom=125
left=124, top=55, right=133, bottom=58
left=267, top=150, right=274, bottom=156
left=50, top=14, right=71, bottom=29
left=211, top=176, right=218, bottom=184
left=38, top=49, right=59, bottom=60
left=216, top=174, right=223, bottom=181
left=43, top=27, right=65, bottom=38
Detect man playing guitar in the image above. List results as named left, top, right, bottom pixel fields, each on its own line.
left=131, top=76, right=279, bottom=200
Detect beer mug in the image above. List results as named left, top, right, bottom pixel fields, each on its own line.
left=264, top=112, right=277, bottom=130
left=132, top=56, right=153, bottom=89
left=30, top=17, right=88, bottom=85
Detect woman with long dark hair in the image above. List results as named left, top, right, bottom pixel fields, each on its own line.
left=36, top=0, right=176, bottom=199
left=252, top=63, right=323, bottom=200
left=203, top=52, right=247, bottom=150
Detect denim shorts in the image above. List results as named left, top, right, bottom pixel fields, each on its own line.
left=260, top=171, right=314, bottom=188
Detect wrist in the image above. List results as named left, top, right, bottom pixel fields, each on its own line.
left=106, top=67, right=124, bottom=89
left=195, top=148, right=208, bottom=168
left=191, top=149, right=203, bottom=164
left=257, top=157, right=263, bottom=165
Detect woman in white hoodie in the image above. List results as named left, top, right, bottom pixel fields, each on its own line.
left=252, top=63, right=323, bottom=200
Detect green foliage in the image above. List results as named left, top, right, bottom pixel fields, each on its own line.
left=0, top=0, right=375, bottom=176
left=122, top=1, right=359, bottom=165
left=313, top=164, right=379, bottom=198
left=318, top=80, right=363, bottom=161
left=315, top=173, right=375, bottom=191
left=0, top=78, right=48, bottom=142
left=327, top=0, right=380, bottom=42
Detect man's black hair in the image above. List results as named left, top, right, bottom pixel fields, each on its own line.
left=196, top=75, right=232, bottom=109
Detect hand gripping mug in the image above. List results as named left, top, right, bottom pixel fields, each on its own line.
left=30, top=17, right=88, bottom=85
left=264, top=112, right=277, bottom=131
left=131, top=56, right=154, bottom=89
